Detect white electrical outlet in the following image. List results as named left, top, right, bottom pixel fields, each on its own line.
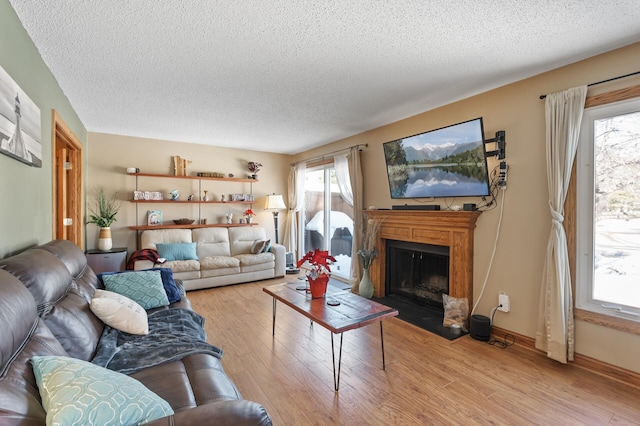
left=498, top=292, right=510, bottom=312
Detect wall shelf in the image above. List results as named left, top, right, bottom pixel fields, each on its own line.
left=129, top=223, right=260, bottom=231
left=129, top=172, right=258, bottom=183
left=129, top=172, right=257, bottom=232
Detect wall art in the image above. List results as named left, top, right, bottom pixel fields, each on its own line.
left=0, top=65, right=41, bottom=167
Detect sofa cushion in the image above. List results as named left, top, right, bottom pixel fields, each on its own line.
left=32, top=356, right=174, bottom=425
left=201, top=256, right=240, bottom=270
left=90, top=290, right=149, bottom=335
left=0, top=243, right=104, bottom=361
left=164, top=259, right=201, bottom=273
left=157, top=243, right=199, bottom=261
left=141, top=228, right=193, bottom=249
left=193, top=228, right=232, bottom=257
left=100, top=268, right=181, bottom=304
left=236, top=253, right=275, bottom=273
left=201, top=266, right=242, bottom=278
left=102, top=270, right=170, bottom=310
left=228, top=227, right=268, bottom=256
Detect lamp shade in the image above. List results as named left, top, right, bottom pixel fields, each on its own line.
left=264, top=194, right=286, bottom=211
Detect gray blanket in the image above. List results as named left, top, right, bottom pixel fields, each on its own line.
left=92, top=308, right=222, bottom=375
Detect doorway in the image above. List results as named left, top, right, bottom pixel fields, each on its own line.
left=52, top=110, right=83, bottom=248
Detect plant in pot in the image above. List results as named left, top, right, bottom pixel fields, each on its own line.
left=243, top=208, right=255, bottom=224
left=297, top=248, right=336, bottom=299
left=87, top=187, right=121, bottom=251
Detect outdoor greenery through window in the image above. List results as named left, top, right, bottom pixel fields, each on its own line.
left=577, top=98, right=640, bottom=321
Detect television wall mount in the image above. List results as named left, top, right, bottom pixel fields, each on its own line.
left=484, top=130, right=506, bottom=159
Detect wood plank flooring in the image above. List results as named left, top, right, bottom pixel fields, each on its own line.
left=188, top=277, right=640, bottom=425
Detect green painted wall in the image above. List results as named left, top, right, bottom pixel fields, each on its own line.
left=0, top=0, right=87, bottom=258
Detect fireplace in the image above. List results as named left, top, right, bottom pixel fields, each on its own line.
left=365, top=210, right=480, bottom=309
left=386, top=240, right=450, bottom=309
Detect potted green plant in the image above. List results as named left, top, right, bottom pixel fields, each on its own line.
left=297, top=248, right=336, bottom=299
left=87, top=187, right=121, bottom=251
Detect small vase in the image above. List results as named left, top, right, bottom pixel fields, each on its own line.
left=308, top=274, right=329, bottom=299
left=359, top=267, right=374, bottom=298
left=98, top=227, right=113, bottom=251
left=246, top=216, right=252, bottom=224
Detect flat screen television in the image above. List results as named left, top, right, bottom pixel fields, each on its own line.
left=383, top=117, right=491, bottom=198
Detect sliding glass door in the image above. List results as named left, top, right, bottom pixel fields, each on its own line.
left=302, top=164, right=353, bottom=280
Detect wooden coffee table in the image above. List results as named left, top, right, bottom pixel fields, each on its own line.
left=263, top=281, right=398, bottom=391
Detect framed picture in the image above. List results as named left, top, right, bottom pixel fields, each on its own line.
left=147, top=210, right=162, bottom=226
left=0, top=65, right=42, bottom=167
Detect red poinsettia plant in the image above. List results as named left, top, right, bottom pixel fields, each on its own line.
left=297, top=248, right=336, bottom=279
left=243, top=208, right=255, bottom=217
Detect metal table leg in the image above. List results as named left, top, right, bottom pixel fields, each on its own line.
left=331, top=332, right=344, bottom=391
left=380, top=321, right=386, bottom=370
left=271, top=298, right=277, bottom=336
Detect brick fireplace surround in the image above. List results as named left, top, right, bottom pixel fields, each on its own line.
left=364, top=210, right=481, bottom=301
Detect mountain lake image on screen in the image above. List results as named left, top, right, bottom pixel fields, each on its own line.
left=383, top=117, right=491, bottom=199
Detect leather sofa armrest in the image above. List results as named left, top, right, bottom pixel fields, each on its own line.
left=270, top=243, right=286, bottom=277
left=145, top=400, right=272, bottom=426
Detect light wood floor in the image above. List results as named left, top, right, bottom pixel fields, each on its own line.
left=188, top=277, right=640, bottom=425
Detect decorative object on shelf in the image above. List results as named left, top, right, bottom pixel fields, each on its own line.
left=173, top=218, right=195, bottom=225
left=221, top=193, right=226, bottom=202
left=247, top=161, right=262, bottom=179
left=169, top=189, right=179, bottom=200
left=243, top=208, right=255, bottom=224
left=196, top=171, right=225, bottom=178
left=134, top=191, right=163, bottom=200
left=357, top=216, right=383, bottom=298
left=187, top=194, right=194, bottom=201
left=147, top=210, right=162, bottom=226
left=297, top=249, right=336, bottom=299
left=126, top=167, right=140, bottom=174
left=225, top=213, right=233, bottom=224
left=239, top=218, right=246, bottom=224
left=228, top=173, right=234, bottom=178
left=202, top=190, right=208, bottom=201
left=264, top=193, right=286, bottom=244
left=88, top=187, right=121, bottom=251
left=173, top=156, right=192, bottom=176
left=200, top=218, right=207, bottom=225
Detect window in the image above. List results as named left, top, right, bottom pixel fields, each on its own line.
left=576, top=97, right=640, bottom=322
left=301, top=164, right=354, bottom=280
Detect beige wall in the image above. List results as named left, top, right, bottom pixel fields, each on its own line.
left=90, top=43, right=640, bottom=373
left=292, top=42, right=640, bottom=373
left=86, top=133, right=291, bottom=255
left=0, top=0, right=87, bottom=258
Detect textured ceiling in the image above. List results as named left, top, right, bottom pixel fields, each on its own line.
left=9, top=1, right=640, bottom=154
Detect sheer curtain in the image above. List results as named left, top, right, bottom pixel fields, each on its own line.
left=535, top=86, right=587, bottom=363
left=282, top=163, right=305, bottom=255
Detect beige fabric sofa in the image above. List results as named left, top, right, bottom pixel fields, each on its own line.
left=134, top=226, right=285, bottom=291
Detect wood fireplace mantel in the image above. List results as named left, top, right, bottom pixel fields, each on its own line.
left=365, top=210, right=481, bottom=301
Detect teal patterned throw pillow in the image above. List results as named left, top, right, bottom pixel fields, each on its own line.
left=102, top=270, right=169, bottom=310
left=32, top=356, right=174, bottom=425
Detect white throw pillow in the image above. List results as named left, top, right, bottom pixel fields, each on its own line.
left=90, top=289, right=149, bottom=335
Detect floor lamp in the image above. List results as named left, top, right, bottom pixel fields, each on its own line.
left=264, top=194, right=286, bottom=244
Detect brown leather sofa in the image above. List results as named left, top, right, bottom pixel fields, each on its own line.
left=0, top=240, right=272, bottom=425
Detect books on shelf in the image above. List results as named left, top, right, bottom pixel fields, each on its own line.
left=147, top=210, right=162, bottom=226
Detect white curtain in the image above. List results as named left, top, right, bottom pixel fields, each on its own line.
left=334, top=154, right=353, bottom=206
left=535, top=85, right=587, bottom=363
left=282, top=163, right=306, bottom=255
left=347, top=147, right=364, bottom=289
